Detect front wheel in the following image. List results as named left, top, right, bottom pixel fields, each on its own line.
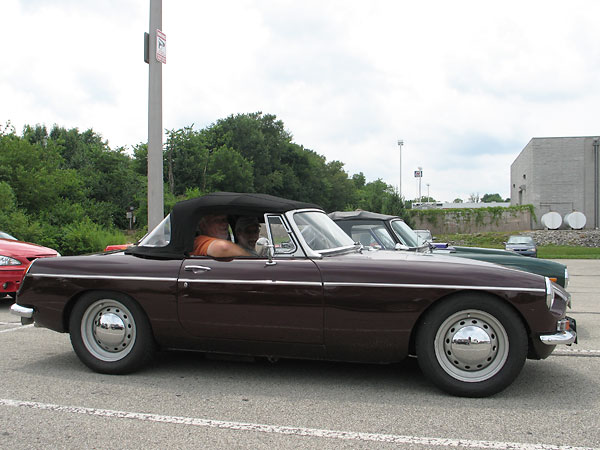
left=415, top=294, right=527, bottom=397
left=69, top=291, right=156, bottom=374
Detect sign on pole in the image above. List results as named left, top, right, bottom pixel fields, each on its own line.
left=156, top=29, right=166, bottom=64
left=414, top=170, right=423, bottom=177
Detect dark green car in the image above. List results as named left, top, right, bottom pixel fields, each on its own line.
left=329, top=211, right=568, bottom=287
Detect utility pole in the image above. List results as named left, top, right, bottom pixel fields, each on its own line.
left=418, top=166, right=423, bottom=202
left=397, top=140, right=403, bottom=199
left=146, top=0, right=164, bottom=230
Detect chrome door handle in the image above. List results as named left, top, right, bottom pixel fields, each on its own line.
left=184, top=265, right=212, bottom=272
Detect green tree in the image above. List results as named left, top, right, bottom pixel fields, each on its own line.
left=481, top=193, right=504, bottom=203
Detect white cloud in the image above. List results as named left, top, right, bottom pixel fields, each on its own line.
left=2, top=0, right=600, bottom=202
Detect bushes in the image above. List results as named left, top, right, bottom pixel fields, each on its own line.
left=60, top=218, right=128, bottom=255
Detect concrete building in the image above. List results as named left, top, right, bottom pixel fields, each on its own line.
left=510, top=137, right=600, bottom=229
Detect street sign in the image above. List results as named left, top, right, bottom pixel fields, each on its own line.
left=414, top=170, right=423, bottom=177
left=156, top=29, right=166, bottom=64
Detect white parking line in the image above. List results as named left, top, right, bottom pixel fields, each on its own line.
left=0, top=324, right=33, bottom=333
left=0, top=398, right=597, bottom=450
left=552, top=349, right=600, bottom=356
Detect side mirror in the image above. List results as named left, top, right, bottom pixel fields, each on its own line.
left=257, top=237, right=276, bottom=265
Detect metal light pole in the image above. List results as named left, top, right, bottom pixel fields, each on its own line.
left=418, top=166, right=423, bottom=202
left=426, top=183, right=430, bottom=202
left=397, top=140, right=403, bottom=198
left=147, top=0, right=164, bottom=230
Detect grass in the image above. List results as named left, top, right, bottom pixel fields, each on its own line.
left=435, top=232, right=600, bottom=259
left=537, top=246, right=600, bottom=259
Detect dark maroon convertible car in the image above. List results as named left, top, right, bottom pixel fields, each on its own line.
left=11, top=192, right=576, bottom=397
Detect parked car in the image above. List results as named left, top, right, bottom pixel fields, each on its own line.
left=506, top=235, right=537, bottom=257
left=1, top=236, right=60, bottom=298
left=11, top=193, right=575, bottom=397
left=104, top=243, right=133, bottom=251
left=329, top=211, right=568, bottom=287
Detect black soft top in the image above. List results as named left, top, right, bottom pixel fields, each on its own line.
left=328, top=210, right=398, bottom=221
left=126, top=192, right=321, bottom=259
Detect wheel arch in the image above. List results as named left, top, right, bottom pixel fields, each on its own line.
left=62, top=289, right=153, bottom=336
left=407, top=289, right=531, bottom=356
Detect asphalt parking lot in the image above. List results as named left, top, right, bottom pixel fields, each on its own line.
left=0, top=259, right=598, bottom=449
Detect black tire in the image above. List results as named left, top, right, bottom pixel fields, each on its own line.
left=415, top=293, right=527, bottom=397
left=69, top=291, right=156, bottom=374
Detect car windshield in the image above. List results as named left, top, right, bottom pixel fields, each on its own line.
left=508, top=236, right=534, bottom=245
left=389, top=220, right=422, bottom=247
left=293, top=211, right=355, bottom=252
left=138, top=215, right=172, bottom=247
left=0, top=231, right=17, bottom=240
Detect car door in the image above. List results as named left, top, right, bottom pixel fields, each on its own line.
left=177, top=216, right=323, bottom=344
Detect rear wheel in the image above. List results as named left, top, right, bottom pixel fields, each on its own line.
left=69, top=291, right=156, bottom=374
left=415, top=294, right=527, bottom=397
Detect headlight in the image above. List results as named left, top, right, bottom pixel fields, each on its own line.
left=545, top=277, right=555, bottom=309
left=0, top=255, right=21, bottom=266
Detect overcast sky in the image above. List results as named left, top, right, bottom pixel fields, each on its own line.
left=3, top=0, right=600, bottom=202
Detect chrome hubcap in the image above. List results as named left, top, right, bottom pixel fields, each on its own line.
left=81, top=299, right=136, bottom=362
left=444, top=322, right=496, bottom=371
left=94, top=311, right=130, bottom=351
left=435, top=309, right=508, bottom=382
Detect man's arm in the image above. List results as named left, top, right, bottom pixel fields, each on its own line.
left=206, top=239, right=251, bottom=258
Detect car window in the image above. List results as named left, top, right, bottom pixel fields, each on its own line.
left=266, top=215, right=297, bottom=254
left=508, top=236, right=534, bottom=245
left=350, top=224, right=396, bottom=250
left=138, top=215, right=171, bottom=247
left=390, top=220, right=421, bottom=247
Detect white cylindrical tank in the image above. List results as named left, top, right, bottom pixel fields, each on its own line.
left=564, top=211, right=586, bottom=230
left=541, top=212, right=562, bottom=230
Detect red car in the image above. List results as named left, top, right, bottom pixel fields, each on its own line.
left=0, top=234, right=59, bottom=298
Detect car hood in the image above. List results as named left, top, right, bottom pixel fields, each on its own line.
left=505, top=244, right=532, bottom=249
left=0, top=239, right=59, bottom=258
left=354, top=248, right=510, bottom=268
left=322, top=248, right=546, bottom=290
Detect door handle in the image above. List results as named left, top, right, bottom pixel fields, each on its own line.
left=184, top=265, right=212, bottom=272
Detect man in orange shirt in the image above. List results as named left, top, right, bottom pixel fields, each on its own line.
left=192, top=214, right=250, bottom=257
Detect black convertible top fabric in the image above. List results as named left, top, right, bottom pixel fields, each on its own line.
left=126, top=192, right=321, bottom=259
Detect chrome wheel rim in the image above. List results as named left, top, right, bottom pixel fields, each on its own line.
left=434, top=309, right=509, bottom=382
left=80, top=299, right=136, bottom=362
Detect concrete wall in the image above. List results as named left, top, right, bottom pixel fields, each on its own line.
left=409, top=209, right=533, bottom=234
left=510, top=136, right=600, bottom=229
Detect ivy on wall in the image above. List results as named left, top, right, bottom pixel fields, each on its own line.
left=407, top=204, right=536, bottom=228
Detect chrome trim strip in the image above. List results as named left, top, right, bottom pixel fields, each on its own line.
left=26, top=273, right=544, bottom=292
left=324, top=282, right=546, bottom=293
left=540, top=330, right=577, bottom=345
left=28, top=274, right=177, bottom=282
left=179, top=279, right=323, bottom=286
left=10, top=304, right=34, bottom=318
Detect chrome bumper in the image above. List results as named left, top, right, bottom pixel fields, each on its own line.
left=540, top=317, right=577, bottom=346
left=10, top=303, right=34, bottom=325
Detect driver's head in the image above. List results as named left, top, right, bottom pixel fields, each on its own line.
left=235, top=216, right=260, bottom=251
left=198, top=214, right=229, bottom=240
